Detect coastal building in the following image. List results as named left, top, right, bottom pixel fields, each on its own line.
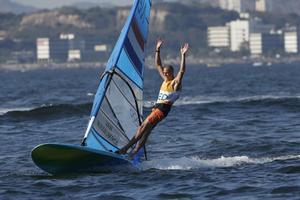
left=36, top=34, right=109, bottom=62
left=36, top=38, right=50, bottom=62
left=82, top=39, right=108, bottom=61
left=207, top=26, right=230, bottom=48
left=49, top=39, right=69, bottom=62
left=249, top=19, right=274, bottom=55
left=249, top=20, right=273, bottom=34
left=249, top=32, right=284, bottom=56
left=255, top=0, right=300, bottom=15
left=229, top=20, right=249, bottom=51
left=60, top=33, right=75, bottom=40
left=37, top=37, right=69, bottom=62
left=250, top=33, right=262, bottom=55
left=262, top=32, right=284, bottom=54
left=259, top=0, right=300, bottom=15
left=219, top=0, right=255, bottom=13
left=68, top=50, right=81, bottom=62
left=255, top=0, right=266, bottom=12
left=94, top=45, right=108, bottom=52
left=284, top=31, right=298, bottom=53
left=219, top=0, right=242, bottom=12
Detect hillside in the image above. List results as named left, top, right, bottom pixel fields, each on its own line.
left=0, top=2, right=239, bottom=57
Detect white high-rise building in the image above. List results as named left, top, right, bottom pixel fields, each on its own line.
left=250, top=33, right=262, bottom=55
left=207, top=26, right=230, bottom=48
left=36, top=38, right=50, bottom=62
left=284, top=32, right=298, bottom=53
left=229, top=20, right=249, bottom=51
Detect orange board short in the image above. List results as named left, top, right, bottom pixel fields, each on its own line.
left=146, top=108, right=166, bottom=126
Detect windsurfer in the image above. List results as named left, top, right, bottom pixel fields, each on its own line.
left=116, top=38, right=189, bottom=156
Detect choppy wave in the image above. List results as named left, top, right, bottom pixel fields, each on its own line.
left=0, top=107, right=34, bottom=116
left=2, top=94, right=300, bottom=118
left=175, top=95, right=300, bottom=106
left=142, top=155, right=300, bottom=170
left=0, top=103, right=92, bottom=119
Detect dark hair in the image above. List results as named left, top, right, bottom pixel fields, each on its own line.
left=164, top=65, right=174, bottom=73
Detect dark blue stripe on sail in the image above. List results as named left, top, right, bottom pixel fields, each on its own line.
left=124, top=36, right=143, bottom=76
left=116, top=64, right=143, bottom=90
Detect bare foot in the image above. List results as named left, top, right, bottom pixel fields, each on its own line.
left=115, top=148, right=127, bottom=154
left=129, top=149, right=138, bottom=157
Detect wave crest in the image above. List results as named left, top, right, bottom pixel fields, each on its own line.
left=141, top=155, right=300, bottom=170
left=0, top=103, right=92, bottom=119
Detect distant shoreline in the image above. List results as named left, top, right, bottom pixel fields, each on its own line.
left=1, top=56, right=300, bottom=71
left=0, top=62, right=105, bottom=71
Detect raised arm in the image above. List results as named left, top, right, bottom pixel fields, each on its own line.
left=174, top=43, right=189, bottom=91
left=155, top=38, right=165, bottom=80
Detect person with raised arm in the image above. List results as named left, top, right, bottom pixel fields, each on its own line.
left=116, top=38, right=189, bottom=156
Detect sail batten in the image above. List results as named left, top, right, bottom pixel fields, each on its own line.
left=83, top=0, right=151, bottom=159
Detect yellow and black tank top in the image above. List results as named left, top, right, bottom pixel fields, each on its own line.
left=154, top=80, right=181, bottom=116
left=157, top=80, right=181, bottom=104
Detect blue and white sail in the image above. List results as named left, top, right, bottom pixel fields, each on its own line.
left=82, top=0, right=151, bottom=158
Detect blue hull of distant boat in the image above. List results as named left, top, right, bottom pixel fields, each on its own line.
left=31, top=144, right=136, bottom=175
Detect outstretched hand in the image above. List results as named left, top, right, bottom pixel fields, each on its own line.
left=181, top=43, right=189, bottom=55
left=156, top=38, right=164, bottom=50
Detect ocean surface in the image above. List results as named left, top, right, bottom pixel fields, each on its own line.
left=0, top=64, right=300, bottom=199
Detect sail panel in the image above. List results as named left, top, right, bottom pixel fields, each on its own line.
left=106, top=91, right=139, bottom=141
left=128, top=27, right=145, bottom=62
left=84, top=0, right=151, bottom=154
left=94, top=97, right=129, bottom=145
left=117, top=49, right=143, bottom=88
left=87, top=72, right=142, bottom=151
left=93, top=107, right=129, bottom=148
left=124, top=37, right=143, bottom=76
left=133, top=1, right=151, bottom=41
left=85, top=128, right=119, bottom=151
left=113, top=68, right=143, bottom=115
left=131, top=18, right=145, bottom=51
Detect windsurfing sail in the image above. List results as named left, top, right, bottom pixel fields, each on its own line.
left=82, top=0, right=151, bottom=159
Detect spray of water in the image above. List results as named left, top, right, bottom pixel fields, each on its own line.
left=141, top=155, right=300, bottom=170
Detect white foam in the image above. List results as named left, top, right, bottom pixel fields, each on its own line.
left=141, top=155, right=300, bottom=170
left=87, top=92, right=94, bottom=96
left=0, top=107, right=34, bottom=116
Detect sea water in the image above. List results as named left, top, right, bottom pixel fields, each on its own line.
left=0, top=64, right=299, bottom=199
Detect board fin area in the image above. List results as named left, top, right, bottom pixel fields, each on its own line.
left=31, top=144, right=135, bottom=175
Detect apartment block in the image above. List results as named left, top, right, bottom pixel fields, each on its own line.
left=207, top=26, right=230, bottom=48
left=229, top=20, right=249, bottom=51
left=284, top=32, right=298, bottom=53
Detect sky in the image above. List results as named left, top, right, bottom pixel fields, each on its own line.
left=13, top=0, right=133, bottom=9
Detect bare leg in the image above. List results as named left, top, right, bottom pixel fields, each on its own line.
left=117, top=120, right=153, bottom=154
left=131, top=128, right=151, bottom=155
